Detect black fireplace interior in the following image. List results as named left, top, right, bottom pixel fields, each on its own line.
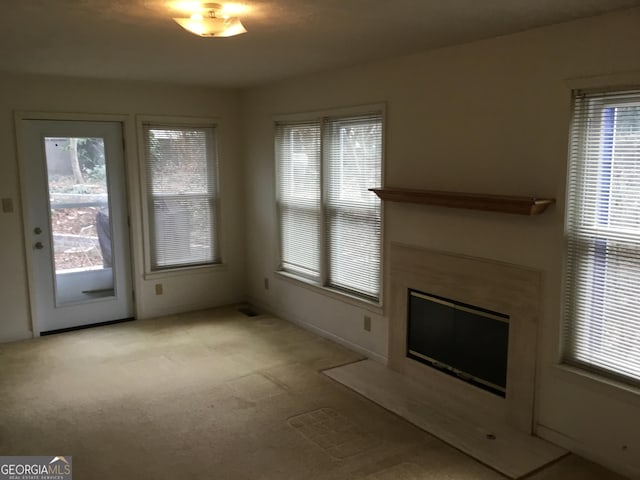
left=407, top=289, right=509, bottom=397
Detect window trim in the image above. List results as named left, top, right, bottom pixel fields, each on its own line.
left=137, top=115, right=223, bottom=277
left=562, top=88, right=640, bottom=388
left=274, top=103, right=386, bottom=306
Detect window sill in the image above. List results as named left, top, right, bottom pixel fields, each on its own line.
left=275, top=270, right=383, bottom=315
left=551, top=363, right=640, bottom=406
left=144, top=262, right=228, bottom=281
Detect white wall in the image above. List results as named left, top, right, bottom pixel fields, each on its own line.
left=0, top=73, right=245, bottom=340
left=241, top=8, right=640, bottom=477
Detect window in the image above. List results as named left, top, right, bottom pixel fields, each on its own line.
left=142, top=123, right=221, bottom=271
left=563, top=89, right=640, bottom=386
left=275, top=112, right=383, bottom=302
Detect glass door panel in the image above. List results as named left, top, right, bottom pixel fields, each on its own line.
left=44, top=136, right=115, bottom=305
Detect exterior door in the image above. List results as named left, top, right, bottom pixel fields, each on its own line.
left=21, top=119, right=133, bottom=334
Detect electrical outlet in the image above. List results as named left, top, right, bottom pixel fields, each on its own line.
left=1, top=198, right=13, bottom=213
left=264, top=277, right=270, bottom=290
left=363, top=315, right=371, bottom=332
left=155, top=283, right=163, bottom=295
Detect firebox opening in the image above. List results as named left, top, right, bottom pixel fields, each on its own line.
left=407, top=289, right=510, bottom=397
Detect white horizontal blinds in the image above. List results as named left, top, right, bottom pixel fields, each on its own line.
left=143, top=124, right=220, bottom=270
left=325, top=113, right=382, bottom=300
left=275, top=121, right=322, bottom=279
left=563, top=89, right=640, bottom=385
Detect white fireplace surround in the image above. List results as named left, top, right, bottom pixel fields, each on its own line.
left=388, top=243, right=541, bottom=434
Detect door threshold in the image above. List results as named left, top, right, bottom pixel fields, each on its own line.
left=40, top=317, right=134, bottom=336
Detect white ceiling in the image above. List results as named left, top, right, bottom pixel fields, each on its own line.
left=1, top=0, right=639, bottom=88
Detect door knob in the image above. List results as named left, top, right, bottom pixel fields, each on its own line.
left=34, top=242, right=44, bottom=250
left=34, top=227, right=42, bottom=235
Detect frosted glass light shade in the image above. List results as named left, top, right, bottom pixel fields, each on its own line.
left=173, top=15, right=246, bottom=37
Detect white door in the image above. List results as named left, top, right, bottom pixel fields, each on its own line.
left=21, top=119, right=133, bottom=334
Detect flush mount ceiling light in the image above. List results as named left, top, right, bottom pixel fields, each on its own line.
left=173, top=2, right=247, bottom=37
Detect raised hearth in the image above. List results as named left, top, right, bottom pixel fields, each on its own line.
left=324, top=244, right=567, bottom=478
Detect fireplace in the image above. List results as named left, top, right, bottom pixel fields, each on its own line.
left=388, top=243, right=541, bottom=434
left=407, top=289, right=510, bottom=397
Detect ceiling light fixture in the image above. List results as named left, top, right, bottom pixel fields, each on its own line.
left=173, top=3, right=247, bottom=37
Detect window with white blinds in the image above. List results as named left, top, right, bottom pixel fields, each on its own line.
left=275, top=112, right=383, bottom=302
left=275, top=121, right=321, bottom=280
left=563, top=89, right=640, bottom=386
left=325, top=115, right=382, bottom=298
left=142, top=124, right=220, bottom=271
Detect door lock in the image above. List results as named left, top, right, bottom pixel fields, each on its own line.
left=34, top=242, right=44, bottom=250
left=34, top=227, right=42, bottom=235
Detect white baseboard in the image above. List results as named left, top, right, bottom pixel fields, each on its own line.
left=246, top=296, right=387, bottom=365
left=536, top=424, right=639, bottom=479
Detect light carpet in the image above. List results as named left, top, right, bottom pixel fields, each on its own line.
left=0, top=306, right=628, bottom=479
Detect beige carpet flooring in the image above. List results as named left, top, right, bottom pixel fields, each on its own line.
left=0, top=306, right=628, bottom=480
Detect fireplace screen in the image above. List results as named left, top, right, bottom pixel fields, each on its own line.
left=407, top=290, right=509, bottom=396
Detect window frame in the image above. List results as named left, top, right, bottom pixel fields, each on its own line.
left=137, top=115, right=224, bottom=277
left=562, top=89, right=640, bottom=388
left=274, top=104, right=386, bottom=307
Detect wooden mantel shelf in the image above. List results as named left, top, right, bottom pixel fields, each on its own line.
left=369, top=187, right=555, bottom=216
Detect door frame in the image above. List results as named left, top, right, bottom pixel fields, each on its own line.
left=15, top=111, right=140, bottom=336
